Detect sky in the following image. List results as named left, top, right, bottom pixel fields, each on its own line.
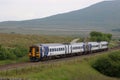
left=0, top=0, right=105, bottom=22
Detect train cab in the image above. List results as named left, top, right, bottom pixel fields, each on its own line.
left=28, top=45, right=41, bottom=61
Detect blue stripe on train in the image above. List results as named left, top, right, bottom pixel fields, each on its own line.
left=44, top=46, right=49, bottom=56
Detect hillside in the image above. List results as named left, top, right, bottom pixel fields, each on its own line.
left=0, top=0, right=120, bottom=35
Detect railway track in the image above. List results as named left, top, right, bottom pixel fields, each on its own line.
left=0, top=46, right=120, bottom=71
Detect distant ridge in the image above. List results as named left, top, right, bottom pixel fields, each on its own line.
left=0, top=0, right=120, bottom=31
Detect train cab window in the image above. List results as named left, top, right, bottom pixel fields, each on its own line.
left=29, top=47, right=32, bottom=52
left=29, top=46, right=39, bottom=53
left=36, top=47, right=39, bottom=52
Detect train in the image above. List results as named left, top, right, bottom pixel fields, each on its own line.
left=28, top=41, right=108, bottom=61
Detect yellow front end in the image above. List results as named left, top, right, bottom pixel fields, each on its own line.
left=28, top=46, right=40, bottom=61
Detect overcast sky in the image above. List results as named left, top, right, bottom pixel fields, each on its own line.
left=0, top=0, right=105, bottom=22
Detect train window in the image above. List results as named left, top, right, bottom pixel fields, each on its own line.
left=92, top=45, right=99, bottom=47
left=49, top=49, right=52, bottom=52
left=57, top=48, right=59, bottom=51
left=56, top=48, right=58, bottom=51
left=29, top=47, right=32, bottom=52
left=59, top=48, right=61, bottom=51
left=81, top=46, right=83, bottom=49
left=102, top=44, right=107, bottom=46
left=52, top=49, right=54, bottom=52
left=73, top=47, right=74, bottom=49
left=55, top=48, right=56, bottom=51
left=50, top=49, right=52, bottom=52
left=36, top=47, right=39, bottom=52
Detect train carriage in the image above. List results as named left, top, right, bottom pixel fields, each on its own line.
left=71, top=42, right=84, bottom=54
left=100, top=41, right=108, bottom=50
left=42, top=43, right=66, bottom=56
left=88, top=42, right=100, bottom=52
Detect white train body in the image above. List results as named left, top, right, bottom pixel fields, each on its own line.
left=100, top=41, right=108, bottom=49
left=71, top=43, right=84, bottom=53
left=88, top=42, right=100, bottom=51
left=29, top=41, right=108, bottom=61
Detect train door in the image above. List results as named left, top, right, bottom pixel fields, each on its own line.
left=88, top=44, right=92, bottom=53
left=44, top=46, right=49, bottom=56
left=83, top=44, right=86, bottom=54
left=65, top=45, right=68, bottom=54
left=65, top=44, right=71, bottom=54
left=67, top=44, right=72, bottom=54
left=83, top=43, right=91, bottom=54
left=69, top=45, right=72, bottom=54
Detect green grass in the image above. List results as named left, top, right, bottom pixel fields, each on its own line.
left=0, top=50, right=120, bottom=80
left=0, top=56, right=29, bottom=65
left=109, top=40, right=119, bottom=48
left=0, top=33, right=74, bottom=48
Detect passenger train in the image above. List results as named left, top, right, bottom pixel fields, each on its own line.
left=28, top=41, right=108, bottom=61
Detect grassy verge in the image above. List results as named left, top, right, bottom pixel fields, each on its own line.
left=0, top=56, right=29, bottom=65
left=0, top=50, right=119, bottom=80
left=91, top=50, right=120, bottom=78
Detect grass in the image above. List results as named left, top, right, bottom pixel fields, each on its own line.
left=109, top=40, right=119, bottom=48
left=0, top=56, right=29, bottom=65
left=0, top=50, right=120, bottom=80
left=0, top=33, right=74, bottom=48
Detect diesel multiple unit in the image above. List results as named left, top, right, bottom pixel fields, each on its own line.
left=28, top=41, right=108, bottom=61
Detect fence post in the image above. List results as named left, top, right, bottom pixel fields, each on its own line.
left=15, top=68, right=17, bottom=75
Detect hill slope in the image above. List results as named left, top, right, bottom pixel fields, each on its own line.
left=0, top=0, right=120, bottom=32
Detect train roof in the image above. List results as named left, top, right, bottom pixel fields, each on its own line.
left=32, top=42, right=84, bottom=47
left=71, top=42, right=84, bottom=44
left=88, top=42, right=99, bottom=43
left=32, top=43, right=65, bottom=47
left=41, top=43, right=65, bottom=46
